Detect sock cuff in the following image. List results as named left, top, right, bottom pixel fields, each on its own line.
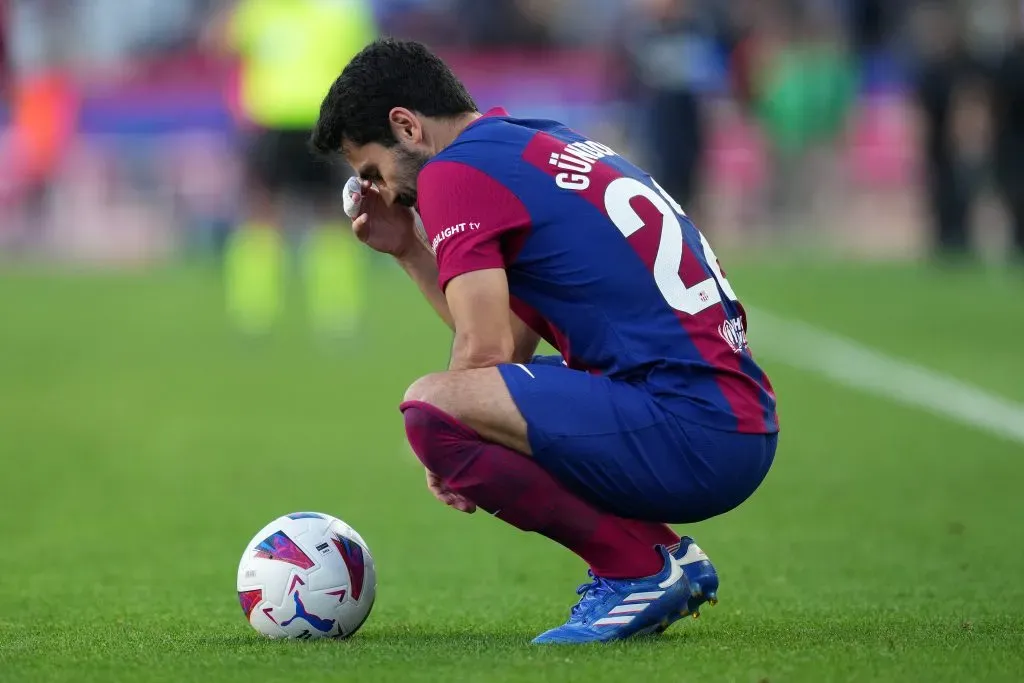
left=399, top=400, right=480, bottom=439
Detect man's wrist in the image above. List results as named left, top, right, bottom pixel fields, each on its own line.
left=394, top=239, right=433, bottom=266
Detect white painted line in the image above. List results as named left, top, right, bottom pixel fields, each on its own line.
left=747, top=307, right=1024, bottom=446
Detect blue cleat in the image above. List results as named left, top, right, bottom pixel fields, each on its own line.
left=532, top=541, right=709, bottom=645
left=654, top=536, right=719, bottom=634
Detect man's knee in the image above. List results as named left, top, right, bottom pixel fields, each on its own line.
left=403, top=373, right=451, bottom=411
left=401, top=367, right=529, bottom=454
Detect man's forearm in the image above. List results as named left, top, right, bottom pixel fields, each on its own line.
left=395, top=244, right=542, bottom=363
left=395, top=243, right=455, bottom=331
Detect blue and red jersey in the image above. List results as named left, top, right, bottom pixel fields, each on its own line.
left=416, top=108, right=778, bottom=435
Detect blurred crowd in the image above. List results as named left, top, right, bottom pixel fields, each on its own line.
left=2, top=0, right=1024, bottom=267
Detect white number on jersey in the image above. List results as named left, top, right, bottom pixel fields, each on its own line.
left=604, top=177, right=737, bottom=316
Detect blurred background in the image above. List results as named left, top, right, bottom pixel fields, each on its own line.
left=4, top=0, right=1024, bottom=278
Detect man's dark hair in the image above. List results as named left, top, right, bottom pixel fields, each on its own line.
left=311, top=39, right=477, bottom=155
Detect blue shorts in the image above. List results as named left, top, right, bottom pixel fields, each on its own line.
left=498, top=361, right=777, bottom=523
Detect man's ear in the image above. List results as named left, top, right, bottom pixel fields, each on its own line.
left=389, top=107, right=422, bottom=144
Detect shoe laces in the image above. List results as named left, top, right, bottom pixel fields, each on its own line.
left=570, top=571, right=615, bottom=618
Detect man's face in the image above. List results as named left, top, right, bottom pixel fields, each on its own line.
left=344, top=140, right=432, bottom=208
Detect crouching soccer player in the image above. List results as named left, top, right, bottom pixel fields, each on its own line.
left=311, top=39, right=779, bottom=644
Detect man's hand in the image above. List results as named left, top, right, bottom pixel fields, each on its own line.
left=425, top=469, right=477, bottom=513
left=345, top=175, right=453, bottom=328
left=347, top=178, right=422, bottom=258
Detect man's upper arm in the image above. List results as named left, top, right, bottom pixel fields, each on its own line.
left=416, top=160, right=531, bottom=290
left=417, top=160, right=532, bottom=367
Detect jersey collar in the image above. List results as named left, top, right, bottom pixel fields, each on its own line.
left=466, top=107, right=509, bottom=128
left=416, top=108, right=509, bottom=214
left=481, top=106, right=510, bottom=118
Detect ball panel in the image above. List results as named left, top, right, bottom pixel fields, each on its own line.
left=237, top=588, right=263, bottom=620
left=253, top=530, right=316, bottom=569
left=285, top=512, right=326, bottom=520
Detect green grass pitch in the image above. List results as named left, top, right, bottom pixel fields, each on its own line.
left=1, top=260, right=1022, bottom=682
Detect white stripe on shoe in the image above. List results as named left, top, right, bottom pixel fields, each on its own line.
left=593, top=615, right=636, bottom=626
left=624, top=591, right=665, bottom=602
left=609, top=603, right=649, bottom=615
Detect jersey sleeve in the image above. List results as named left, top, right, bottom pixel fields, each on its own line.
left=416, top=160, right=531, bottom=290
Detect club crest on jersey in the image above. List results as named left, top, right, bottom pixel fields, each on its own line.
left=719, top=317, right=749, bottom=354
left=548, top=140, right=617, bottom=191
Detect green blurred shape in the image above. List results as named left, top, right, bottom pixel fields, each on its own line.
left=303, top=223, right=367, bottom=340
left=224, top=223, right=285, bottom=335
left=755, top=43, right=858, bottom=155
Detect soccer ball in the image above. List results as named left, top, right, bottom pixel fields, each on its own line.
left=236, top=512, right=376, bottom=640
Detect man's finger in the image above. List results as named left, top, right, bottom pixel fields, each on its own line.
left=352, top=214, right=370, bottom=241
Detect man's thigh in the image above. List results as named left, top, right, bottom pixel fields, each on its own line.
left=404, top=363, right=688, bottom=516
left=404, top=364, right=776, bottom=523
left=495, top=363, right=691, bottom=519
